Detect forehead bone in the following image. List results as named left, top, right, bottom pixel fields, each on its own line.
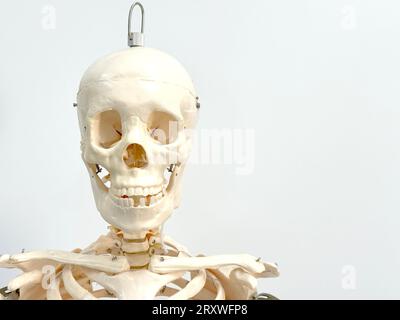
left=78, top=47, right=196, bottom=98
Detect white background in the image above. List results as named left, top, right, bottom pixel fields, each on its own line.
left=1, top=0, right=400, bottom=299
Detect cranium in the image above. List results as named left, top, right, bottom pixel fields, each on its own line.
left=76, top=47, right=198, bottom=235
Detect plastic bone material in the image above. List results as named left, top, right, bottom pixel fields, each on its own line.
left=0, top=233, right=279, bottom=300
left=0, top=3, right=279, bottom=300
left=77, top=47, right=197, bottom=236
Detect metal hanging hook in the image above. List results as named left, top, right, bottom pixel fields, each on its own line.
left=128, top=2, right=145, bottom=47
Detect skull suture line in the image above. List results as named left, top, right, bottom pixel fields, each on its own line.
left=77, top=47, right=198, bottom=235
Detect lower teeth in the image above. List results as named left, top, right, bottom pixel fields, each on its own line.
left=119, top=192, right=164, bottom=208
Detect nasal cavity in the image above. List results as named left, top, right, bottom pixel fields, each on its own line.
left=123, top=144, right=148, bottom=168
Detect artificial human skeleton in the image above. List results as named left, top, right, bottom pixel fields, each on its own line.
left=0, top=4, right=279, bottom=300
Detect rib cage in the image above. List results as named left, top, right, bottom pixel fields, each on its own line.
left=0, top=232, right=279, bottom=300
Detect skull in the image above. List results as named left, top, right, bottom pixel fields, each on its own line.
left=76, top=47, right=198, bottom=235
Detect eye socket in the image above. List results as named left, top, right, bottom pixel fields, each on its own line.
left=147, top=111, right=179, bottom=145
left=92, top=110, right=122, bottom=149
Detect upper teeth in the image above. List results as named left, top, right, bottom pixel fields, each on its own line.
left=111, top=185, right=163, bottom=197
